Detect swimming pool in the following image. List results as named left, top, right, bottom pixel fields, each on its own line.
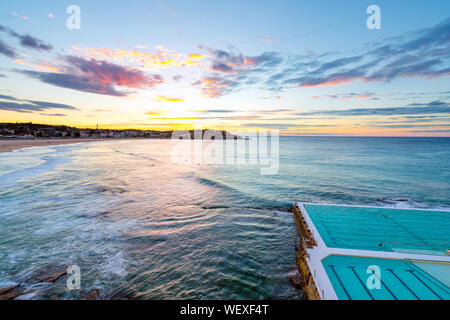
left=304, top=204, right=450, bottom=254
left=323, top=255, right=450, bottom=300
left=296, top=203, right=450, bottom=300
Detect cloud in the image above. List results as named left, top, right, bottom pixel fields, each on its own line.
left=0, top=94, right=19, bottom=101
left=193, top=46, right=283, bottom=97
left=407, top=100, right=448, bottom=107
left=259, top=37, right=280, bottom=44
left=324, top=92, right=378, bottom=100
left=66, top=55, right=162, bottom=89
left=243, top=123, right=334, bottom=128
left=296, top=100, right=450, bottom=117
left=0, top=24, right=52, bottom=51
left=18, top=55, right=164, bottom=96
left=370, top=124, right=450, bottom=128
left=0, top=38, right=16, bottom=58
left=200, top=45, right=283, bottom=74
left=14, top=59, right=58, bottom=72
left=48, top=13, right=54, bottom=19
left=40, top=113, right=66, bottom=117
left=190, top=109, right=236, bottom=113
left=156, top=96, right=184, bottom=102
left=407, top=130, right=450, bottom=133
left=267, top=18, right=450, bottom=90
left=145, top=110, right=167, bottom=116
left=191, top=75, right=238, bottom=98
left=284, top=61, right=376, bottom=88
left=313, top=56, right=363, bottom=74
left=172, top=75, right=183, bottom=82
left=72, top=45, right=205, bottom=70
left=18, top=70, right=127, bottom=97
left=0, top=95, right=78, bottom=113
left=10, top=12, right=35, bottom=24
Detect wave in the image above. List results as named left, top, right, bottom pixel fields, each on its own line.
left=193, top=173, right=292, bottom=211
left=375, top=197, right=450, bottom=211
left=0, top=155, right=70, bottom=189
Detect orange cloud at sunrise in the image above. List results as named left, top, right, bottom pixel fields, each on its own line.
left=13, top=59, right=59, bottom=73
left=72, top=46, right=205, bottom=70
left=156, top=96, right=184, bottom=102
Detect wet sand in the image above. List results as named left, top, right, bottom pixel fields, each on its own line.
left=0, top=139, right=104, bottom=154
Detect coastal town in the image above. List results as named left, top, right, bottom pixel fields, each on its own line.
left=0, top=123, right=241, bottom=140
left=0, top=122, right=172, bottom=139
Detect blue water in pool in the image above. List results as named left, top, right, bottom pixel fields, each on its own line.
left=304, top=204, right=450, bottom=253
left=323, top=255, right=450, bottom=300
left=0, top=137, right=449, bottom=299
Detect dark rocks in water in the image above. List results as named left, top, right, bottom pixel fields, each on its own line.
left=87, top=289, right=100, bottom=300
left=95, top=187, right=126, bottom=194
left=96, top=211, right=113, bottom=217
left=0, top=285, right=17, bottom=296
left=79, top=211, right=112, bottom=220
left=109, top=288, right=134, bottom=300
left=0, top=285, right=28, bottom=300
left=1, top=264, right=71, bottom=300
left=268, top=206, right=294, bottom=213
left=378, top=197, right=412, bottom=204
left=20, top=264, right=70, bottom=284
left=288, top=272, right=304, bottom=290
left=0, top=288, right=26, bottom=300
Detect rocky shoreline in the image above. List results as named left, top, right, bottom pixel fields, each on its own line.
left=0, top=264, right=100, bottom=300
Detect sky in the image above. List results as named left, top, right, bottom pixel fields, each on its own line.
left=0, top=0, right=449, bottom=136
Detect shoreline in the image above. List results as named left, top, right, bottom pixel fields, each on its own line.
left=0, top=138, right=106, bottom=154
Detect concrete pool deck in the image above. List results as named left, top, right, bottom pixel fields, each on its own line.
left=293, top=202, right=450, bottom=300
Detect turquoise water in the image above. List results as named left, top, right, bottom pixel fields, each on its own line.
left=0, top=137, right=449, bottom=299
left=323, top=255, right=450, bottom=300
left=304, top=204, right=450, bottom=253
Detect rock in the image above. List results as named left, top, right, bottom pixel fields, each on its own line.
left=44, top=270, right=68, bottom=283
left=0, top=289, right=26, bottom=300
left=289, top=273, right=304, bottom=290
left=0, top=285, right=17, bottom=295
left=87, top=289, right=100, bottom=300
left=20, top=264, right=70, bottom=285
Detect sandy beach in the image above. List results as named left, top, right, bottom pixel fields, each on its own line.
left=0, top=139, right=104, bottom=154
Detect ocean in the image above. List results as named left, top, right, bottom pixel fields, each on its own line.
left=0, top=137, right=449, bottom=299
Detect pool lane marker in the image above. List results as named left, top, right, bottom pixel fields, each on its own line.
left=348, top=266, right=375, bottom=300
left=409, top=263, right=450, bottom=294
left=406, top=270, right=443, bottom=300
left=328, top=265, right=351, bottom=300
left=386, top=268, right=420, bottom=300
left=379, top=276, right=398, bottom=300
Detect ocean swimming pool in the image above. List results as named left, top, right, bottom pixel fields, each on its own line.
left=303, top=204, right=450, bottom=254
left=323, top=255, right=450, bottom=300
left=297, top=203, right=450, bottom=300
